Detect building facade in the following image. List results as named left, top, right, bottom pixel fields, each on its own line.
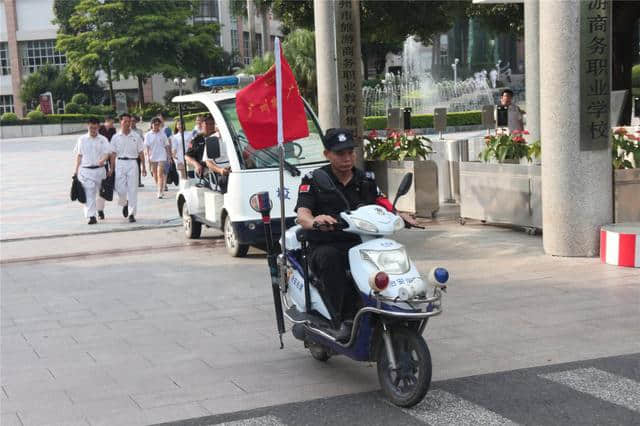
left=0, top=0, right=282, bottom=117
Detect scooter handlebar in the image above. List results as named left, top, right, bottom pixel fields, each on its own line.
left=312, top=219, right=348, bottom=231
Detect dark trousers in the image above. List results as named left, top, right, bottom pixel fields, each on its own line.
left=309, top=241, right=360, bottom=327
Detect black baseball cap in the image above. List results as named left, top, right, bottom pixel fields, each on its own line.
left=323, top=128, right=355, bottom=152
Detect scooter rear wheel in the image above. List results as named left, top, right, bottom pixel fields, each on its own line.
left=377, top=327, right=432, bottom=408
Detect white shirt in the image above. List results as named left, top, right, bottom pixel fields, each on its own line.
left=202, top=132, right=229, bottom=167
left=74, top=133, right=112, bottom=167
left=144, top=130, right=170, bottom=162
left=171, top=132, right=192, bottom=164
left=112, top=131, right=144, bottom=159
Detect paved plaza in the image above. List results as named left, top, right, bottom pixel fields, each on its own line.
left=1, top=133, right=639, bottom=425
left=1, top=135, right=181, bottom=241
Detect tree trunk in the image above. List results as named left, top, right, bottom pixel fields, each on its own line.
left=106, top=65, right=115, bottom=107
left=362, top=50, right=369, bottom=80
left=137, top=75, right=145, bottom=108
left=260, top=6, right=270, bottom=54
left=247, top=0, right=256, bottom=58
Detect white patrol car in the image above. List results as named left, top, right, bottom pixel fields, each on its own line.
left=172, top=89, right=327, bottom=257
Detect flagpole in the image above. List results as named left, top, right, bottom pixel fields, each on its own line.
left=275, top=37, right=287, bottom=342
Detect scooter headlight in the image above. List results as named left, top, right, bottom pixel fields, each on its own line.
left=351, top=217, right=379, bottom=233
left=360, top=247, right=410, bottom=274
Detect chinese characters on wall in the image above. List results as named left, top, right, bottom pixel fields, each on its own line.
left=335, top=0, right=364, bottom=158
left=580, top=0, right=611, bottom=151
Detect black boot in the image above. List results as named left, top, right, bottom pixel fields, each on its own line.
left=98, top=210, right=105, bottom=220
left=335, top=320, right=353, bottom=343
left=88, top=216, right=97, bottom=225
left=122, top=204, right=128, bottom=218
left=128, top=214, right=136, bottom=223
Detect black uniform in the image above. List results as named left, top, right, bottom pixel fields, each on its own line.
left=295, top=164, right=380, bottom=326
left=185, top=133, right=206, bottom=171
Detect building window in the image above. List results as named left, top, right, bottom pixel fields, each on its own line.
left=255, top=33, right=262, bottom=57
left=20, top=40, right=66, bottom=74
left=0, top=95, right=14, bottom=114
left=243, top=30, right=250, bottom=62
left=1, top=43, right=10, bottom=75
left=195, top=0, right=219, bottom=22
left=231, top=29, right=239, bottom=53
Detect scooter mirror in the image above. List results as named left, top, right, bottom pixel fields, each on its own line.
left=311, top=169, right=336, bottom=192
left=249, top=192, right=272, bottom=214
left=392, top=172, right=413, bottom=211
left=396, top=172, right=413, bottom=197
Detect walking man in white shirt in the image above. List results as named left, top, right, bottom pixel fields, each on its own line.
left=73, top=118, right=114, bottom=224
left=112, top=113, right=147, bottom=223
left=144, top=117, right=171, bottom=198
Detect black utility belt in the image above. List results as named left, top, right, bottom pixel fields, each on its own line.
left=117, top=157, right=137, bottom=160
left=82, top=165, right=101, bottom=169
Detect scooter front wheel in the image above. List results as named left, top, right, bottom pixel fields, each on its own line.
left=377, top=327, right=432, bottom=408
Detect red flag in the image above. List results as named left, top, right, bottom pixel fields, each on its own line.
left=236, top=50, right=309, bottom=149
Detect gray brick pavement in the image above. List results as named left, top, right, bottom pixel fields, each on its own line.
left=1, top=224, right=639, bottom=425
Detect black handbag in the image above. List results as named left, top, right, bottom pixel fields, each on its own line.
left=100, top=173, right=115, bottom=201
left=70, top=174, right=86, bottom=204
left=167, top=160, right=179, bottom=186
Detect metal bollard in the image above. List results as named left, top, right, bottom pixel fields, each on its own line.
left=403, top=107, right=412, bottom=130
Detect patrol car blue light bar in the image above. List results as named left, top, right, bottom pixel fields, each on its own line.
left=200, top=74, right=256, bottom=88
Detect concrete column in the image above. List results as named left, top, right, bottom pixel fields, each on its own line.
left=524, top=0, right=540, bottom=142
left=540, top=0, right=612, bottom=257
left=313, top=0, right=340, bottom=131
left=5, top=0, right=25, bottom=117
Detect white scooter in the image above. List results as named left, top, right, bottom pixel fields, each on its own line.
left=251, top=170, right=449, bottom=407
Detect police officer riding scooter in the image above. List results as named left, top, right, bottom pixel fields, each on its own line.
left=295, top=128, right=384, bottom=341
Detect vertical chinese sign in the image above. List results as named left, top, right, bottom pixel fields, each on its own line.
left=580, top=0, right=611, bottom=151
left=335, top=0, right=364, bottom=163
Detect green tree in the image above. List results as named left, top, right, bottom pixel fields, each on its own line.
left=271, top=1, right=455, bottom=80
left=55, top=0, right=227, bottom=107
left=20, top=64, right=103, bottom=110
left=239, top=29, right=316, bottom=108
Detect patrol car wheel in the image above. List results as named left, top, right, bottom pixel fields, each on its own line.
left=183, top=206, right=201, bottom=239
left=224, top=215, right=249, bottom=257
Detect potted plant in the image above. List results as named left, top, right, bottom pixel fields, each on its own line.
left=364, top=129, right=439, bottom=217
left=480, top=130, right=531, bottom=163
left=460, top=128, right=542, bottom=230
left=612, top=127, right=640, bottom=222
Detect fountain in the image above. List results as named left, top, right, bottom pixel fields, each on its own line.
left=362, top=36, right=504, bottom=117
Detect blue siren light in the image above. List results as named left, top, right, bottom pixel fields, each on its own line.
left=434, top=267, right=449, bottom=284
left=200, top=74, right=256, bottom=88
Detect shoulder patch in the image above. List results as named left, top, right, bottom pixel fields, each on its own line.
left=365, top=171, right=375, bottom=179
left=299, top=184, right=311, bottom=193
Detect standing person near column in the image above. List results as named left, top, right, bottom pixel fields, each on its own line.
left=171, top=120, right=192, bottom=180
left=73, top=118, right=114, bottom=225
left=95, top=116, right=117, bottom=219
left=131, top=115, right=145, bottom=188
left=144, top=117, right=171, bottom=198
left=111, top=113, right=147, bottom=223
left=499, top=89, right=525, bottom=133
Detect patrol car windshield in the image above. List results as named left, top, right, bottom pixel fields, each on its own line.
left=217, top=99, right=326, bottom=170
